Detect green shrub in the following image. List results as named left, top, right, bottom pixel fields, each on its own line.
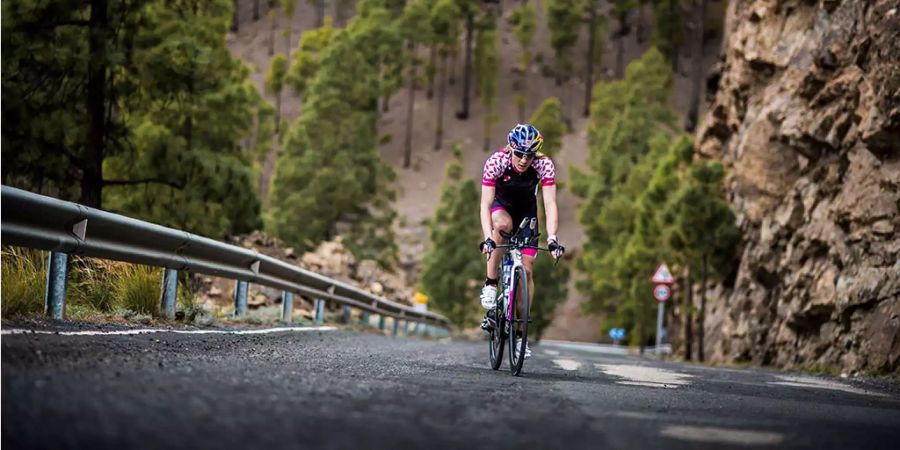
left=1, top=247, right=47, bottom=316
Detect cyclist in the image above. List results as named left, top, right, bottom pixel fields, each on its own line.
left=479, top=123, right=565, bottom=359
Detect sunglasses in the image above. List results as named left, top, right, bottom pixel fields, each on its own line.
left=512, top=150, right=536, bottom=160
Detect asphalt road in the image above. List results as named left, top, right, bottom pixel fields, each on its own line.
left=3, top=326, right=899, bottom=449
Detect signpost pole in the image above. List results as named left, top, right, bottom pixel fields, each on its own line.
left=656, top=301, right=665, bottom=352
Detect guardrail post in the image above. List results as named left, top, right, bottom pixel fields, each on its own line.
left=282, top=291, right=293, bottom=323
left=233, top=280, right=248, bottom=317
left=361, top=311, right=370, bottom=327
left=379, top=315, right=386, bottom=331
left=160, top=268, right=178, bottom=320
left=44, top=251, right=68, bottom=319
left=393, top=319, right=401, bottom=337
left=314, top=298, right=325, bottom=324
left=342, top=305, right=351, bottom=324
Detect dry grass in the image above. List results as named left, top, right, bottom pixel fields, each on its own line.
left=1, top=247, right=47, bottom=316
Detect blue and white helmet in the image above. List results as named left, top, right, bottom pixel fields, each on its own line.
left=507, top=123, right=543, bottom=154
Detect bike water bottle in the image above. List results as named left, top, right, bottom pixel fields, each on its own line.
left=502, top=256, right=513, bottom=298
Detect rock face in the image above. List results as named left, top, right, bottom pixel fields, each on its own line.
left=697, top=0, right=900, bottom=373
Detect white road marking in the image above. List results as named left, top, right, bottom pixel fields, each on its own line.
left=660, top=425, right=784, bottom=445
left=0, top=326, right=337, bottom=337
left=541, top=340, right=629, bottom=355
left=617, top=381, right=680, bottom=389
left=553, top=359, right=582, bottom=371
left=543, top=349, right=560, bottom=355
left=596, top=364, right=693, bottom=388
left=770, top=375, right=887, bottom=397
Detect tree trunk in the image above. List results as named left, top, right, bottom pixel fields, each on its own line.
left=83, top=0, right=108, bottom=208
left=684, top=0, right=708, bottom=132
left=483, top=106, right=492, bottom=152
left=637, top=1, right=646, bottom=43
left=583, top=1, right=597, bottom=117
left=232, top=0, right=239, bottom=32
left=638, top=282, right=646, bottom=355
left=275, top=91, right=282, bottom=134
left=426, top=44, right=436, bottom=99
left=698, top=255, right=707, bottom=362
left=554, top=49, right=563, bottom=86
left=403, top=42, right=416, bottom=168
left=254, top=0, right=260, bottom=21
left=285, top=26, right=292, bottom=69
left=615, top=10, right=627, bottom=78
left=435, top=54, right=447, bottom=151
left=269, top=11, right=277, bottom=56
left=449, top=49, right=457, bottom=85
left=316, top=0, right=326, bottom=28
left=456, top=13, right=474, bottom=120
left=684, top=273, right=693, bottom=361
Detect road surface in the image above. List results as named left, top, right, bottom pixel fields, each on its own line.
left=3, top=326, right=898, bottom=449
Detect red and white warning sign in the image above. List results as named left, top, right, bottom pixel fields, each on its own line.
left=653, top=284, right=671, bottom=302
left=651, top=263, right=675, bottom=284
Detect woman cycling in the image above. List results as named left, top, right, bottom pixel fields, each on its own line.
left=478, top=123, right=565, bottom=358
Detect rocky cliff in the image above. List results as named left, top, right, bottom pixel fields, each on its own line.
left=696, top=0, right=899, bottom=374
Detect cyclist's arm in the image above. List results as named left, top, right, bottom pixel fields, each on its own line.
left=542, top=184, right=559, bottom=239
left=480, top=185, right=495, bottom=240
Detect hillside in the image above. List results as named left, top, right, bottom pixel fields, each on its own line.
left=227, top=0, right=722, bottom=341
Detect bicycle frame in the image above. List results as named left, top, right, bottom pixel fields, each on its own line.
left=500, top=249, right=524, bottom=323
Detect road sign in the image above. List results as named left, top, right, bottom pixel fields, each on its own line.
left=653, top=284, right=671, bottom=302
left=608, top=328, right=626, bottom=343
left=413, top=292, right=428, bottom=312
left=651, top=263, right=675, bottom=284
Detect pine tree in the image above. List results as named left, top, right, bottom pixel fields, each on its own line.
left=474, top=18, right=499, bottom=152
left=419, top=146, right=483, bottom=328
left=286, top=17, right=336, bottom=98
left=268, top=5, right=401, bottom=266
left=2, top=0, right=263, bottom=237
left=399, top=0, right=434, bottom=168
left=613, top=0, right=636, bottom=78
left=684, top=0, right=709, bottom=131
left=571, top=48, right=676, bottom=346
left=430, top=0, right=461, bottom=150
left=665, top=161, right=740, bottom=361
left=545, top=0, right=581, bottom=86
left=509, top=2, right=536, bottom=121
left=268, top=0, right=278, bottom=56
left=282, top=0, right=297, bottom=67
left=529, top=97, right=567, bottom=157
left=583, top=0, right=607, bottom=117
left=651, top=0, right=683, bottom=71
left=266, top=54, right=288, bottom=134
left=455, top=0, right=481, bottom=120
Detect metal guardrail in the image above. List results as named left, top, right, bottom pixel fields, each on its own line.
left=0, top=186, right=449, bottom=335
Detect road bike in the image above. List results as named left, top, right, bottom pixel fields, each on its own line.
left=485, top=218, right=559, bottom=376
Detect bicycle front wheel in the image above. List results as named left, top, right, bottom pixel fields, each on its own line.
left=508, top=265, right=529, bottom=376
left=489, top=303, right=505, bottom=370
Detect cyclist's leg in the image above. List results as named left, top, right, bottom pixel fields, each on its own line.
left=487, top=206, right=512, bottom=280
left=519, top=252, right=536, bottom=332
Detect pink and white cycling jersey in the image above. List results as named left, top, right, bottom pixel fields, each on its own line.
left=481, top=150, right=556, bottom=188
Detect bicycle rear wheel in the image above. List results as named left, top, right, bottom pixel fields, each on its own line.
left=507, top=265, right=529, bottom=376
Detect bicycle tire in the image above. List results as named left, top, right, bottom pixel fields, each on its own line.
left=508, top=265, right=529, bottom=376
left=489, top=301, right=505, bottom=370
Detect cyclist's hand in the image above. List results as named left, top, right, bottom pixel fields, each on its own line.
left=480, top=237, right=496, bottom=255
left=548, top=238, right=565, bottom=259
